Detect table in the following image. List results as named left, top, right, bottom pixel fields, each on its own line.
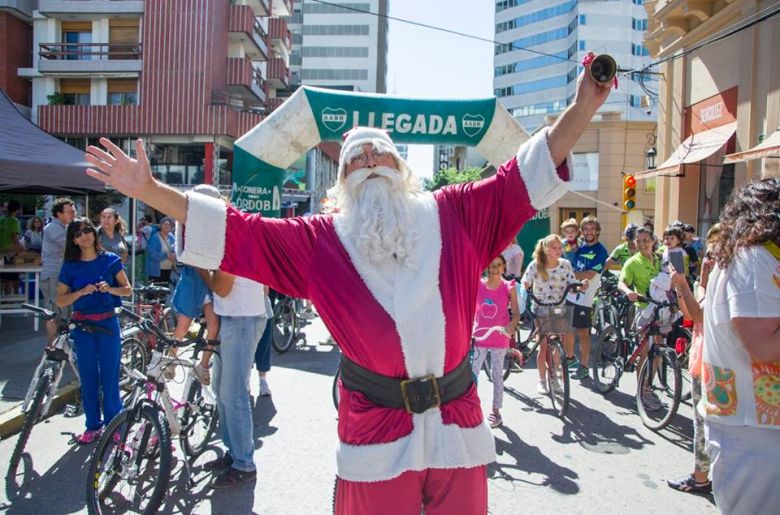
left=0, top=264, right=42, bottom=331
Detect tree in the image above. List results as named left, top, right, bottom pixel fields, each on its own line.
left=423, top=166, right=483, bottom=191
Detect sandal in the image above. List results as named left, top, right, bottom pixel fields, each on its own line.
left=667, top=474, right=712, bottom=494
left=488, top=413, right=503, bottom=428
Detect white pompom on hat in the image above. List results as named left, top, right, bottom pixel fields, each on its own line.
left=191, top=183, right=222, bottom=199
left=337, top=126, right=412, bottom=181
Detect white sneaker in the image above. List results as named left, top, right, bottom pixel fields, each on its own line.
left=537, top=379, right=549, bottom=395
left=259, top=378, right=271, bottom=397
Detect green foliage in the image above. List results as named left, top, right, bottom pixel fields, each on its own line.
left=85, top=192, right=125, bottom=220
left=46, top=92, right=68, bottom=105
left=423, top=166, right=483, bottom=191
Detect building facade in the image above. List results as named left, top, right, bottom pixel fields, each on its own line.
left=287, top=0, right=388, bottom=93
left=433, top=144, right=488, bottom=173
left=493, top=0, right=657, bottom=132
left=17, top=0, right=292, bottom=189
left=1, top=0, right=34, bottom=110
left=642, top=0, right=779, bottom=234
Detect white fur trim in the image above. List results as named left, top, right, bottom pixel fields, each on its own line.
left=516, top=126, right=572, bottom=210
left=337, top=410, right=496, bottom=482
left=175, top=192, right=227, bottom=270
left=474, top=100, right=530, bottom=165
left=234, top=88, right=321, bottom=169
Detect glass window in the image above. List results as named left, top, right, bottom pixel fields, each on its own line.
left=579, top=40, right=586, bottom=51
left=579, top=14, right=586, bottom=25
left=302, top=25, right=369, bottom=36
left=302, top=3, right=370, bottom=14
left=511, top=75, right=567, bottom=95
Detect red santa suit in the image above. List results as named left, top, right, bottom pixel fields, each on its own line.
left=176, top=127, right=571, bottom=513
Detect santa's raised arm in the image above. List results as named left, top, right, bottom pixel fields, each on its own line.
left=85, top=57, right=610, bottom=513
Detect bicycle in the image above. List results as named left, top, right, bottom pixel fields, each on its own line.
left=591, top=295, right=683, bottom=430
left=526, top=283, right=582, bottom=419
left=270, top=291, right=311, bottom=353
left=7, top=303, right=111, bottom=479
left=591, top=273, right=632, bottom=341
left=86, top=308, right=218, bottom=514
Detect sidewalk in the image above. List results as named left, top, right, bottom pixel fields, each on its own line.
left=0, top=315, right=78, bottom=437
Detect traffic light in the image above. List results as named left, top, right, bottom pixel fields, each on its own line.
left=623, top=174, right=637, bottom=211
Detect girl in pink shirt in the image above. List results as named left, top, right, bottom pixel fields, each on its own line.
left=471, top=255, right=521, bottom=428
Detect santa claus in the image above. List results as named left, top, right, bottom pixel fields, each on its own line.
left=85, top=58, right=610, bottom=514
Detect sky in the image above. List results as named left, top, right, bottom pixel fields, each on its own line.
left=386, top=1, right=496, bottom=179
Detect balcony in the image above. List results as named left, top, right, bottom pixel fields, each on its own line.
left=37, top=42, right=142, bottom=74
left=271, top=0, right=291, bottom=17
left=265, top=96, right=286, bottom=113
left=227, top=57, right=265, bottom=104
left=268, top=17, right=291, bottom=59
left=38, top=0, right=144, bottom=17
left=228, top=4, right=268, bottom=61
left=230, top=0, right=269, bottom=17
left=266, top=57, right=289, bottom=90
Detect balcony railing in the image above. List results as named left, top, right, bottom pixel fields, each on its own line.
left=228, top=4, right=268, bottom=61
left=268, top=17, right=291, bottom=50
left=266, top=57, right=289, bottom=89
left=226, top=57, right=266, bottom=104
left=40, top=42, right=142, bottom=60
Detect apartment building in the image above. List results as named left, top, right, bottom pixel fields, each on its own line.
left=16, top=0, right=292, bottom=188
left=493, top=0, right=657, bottom=132
left=0, top=0, right=34, bottom=110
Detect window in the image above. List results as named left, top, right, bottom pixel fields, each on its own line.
left=632, top=43, right=650, bottom=56
left=493, top=51, right=568, bottom=76
left=496, top=0, right=532, bottom=12
left=511, top=99, right=566, bottom=117
left=496, top=1, right=577, bottom=33
left=302, top=3, right=370, bottom=14
left=496, top=27, right=568, bottom=55
left=579, top=14, right=586, bottom=25
left=108, top=79, right=138, bottom=105
left=510, top=75, right=567, bottom=95
left=301, top=46, right=369, bottom=58
left=59, top=78, right=90, bottom=105
left=301, top=69, right=368, bottom=80
left=633, top=0, right=643, bottom=5
left=302, top=25, right=369, bottom=36
left=632, top=18, right=648, bottom=31
left=62, top=21, right=92, bottom=61
left=579, top=40, right=586, bottom=51
left=108, top=19, right=140, bottom=61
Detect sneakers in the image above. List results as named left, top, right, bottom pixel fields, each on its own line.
left=571, top=365, right=589, bottom=380
left=193, top=363, right=211, bottom=385
left=488, top=412, right=503, bottom=428
left=211, top=467, right=257, bottom=488
left=537, top=379, right=549, bottom=395
left=259, top=378, right=271, bottom=397
left=203, top=453, right=234, bottom=471
left=565, top=356, right=581, bottom=372
left=667, top=474, right=712, bottom=494
left=76, top=428, right=103, bottom=445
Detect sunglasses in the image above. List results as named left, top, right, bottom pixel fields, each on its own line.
left=74, top=226, right=95, bottom=237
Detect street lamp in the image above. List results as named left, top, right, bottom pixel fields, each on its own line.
left=645, top=146, right=657, bottom=170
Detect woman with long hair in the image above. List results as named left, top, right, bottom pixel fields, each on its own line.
left=56, top=217, right=132, bottom=443
left=521, top=234, right=584, bottom=394
left=23, top=216, right=44, bottom=252
left=146, top=216, right=176, bottom=284
left=97, top=207, right=128, bottom=263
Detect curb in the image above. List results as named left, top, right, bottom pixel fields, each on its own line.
left=0, top=382, right=80, bottom=440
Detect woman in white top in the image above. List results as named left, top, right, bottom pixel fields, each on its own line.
left=198, top=269, right=267, bottom=488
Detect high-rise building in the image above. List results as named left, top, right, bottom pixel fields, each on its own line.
left=288, top=0, right=388, bottom=93
left=493, top=0, right=657, bottom=132
left=17, top=0, right=292, bottom=188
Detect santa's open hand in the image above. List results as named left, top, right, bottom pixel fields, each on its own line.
left=85, top=138, right=155, bottom=200
left=573, top=51, right=612, bottom=112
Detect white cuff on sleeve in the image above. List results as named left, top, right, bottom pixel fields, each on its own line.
left=517, top=127, right=572, bottom=210
left=175, top=192, right=227, bottom=270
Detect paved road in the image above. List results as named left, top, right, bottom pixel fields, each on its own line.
left=0, top=317, right=716, bottom=514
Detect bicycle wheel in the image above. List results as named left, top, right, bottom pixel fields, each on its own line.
left=86, top=404, right=172, bottom=515
left=547, top=339, right=569, bottom=418
left=591, top=325, right=621, bottom=394
left=670, top=328, right=693, bottom=402
left=7, top=367, right=52, bottom=478
left=119, top=338, right=147, bottom=393
left=482, top=351, right=511, bottom=383
left=271, top=299, right=297, bottom=353
left=180, top=381, right=218, bottom=458
left=637, top=347, right=682, bottom=431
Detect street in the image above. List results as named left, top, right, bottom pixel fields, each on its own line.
left=0, top=317, right=715, bottom=514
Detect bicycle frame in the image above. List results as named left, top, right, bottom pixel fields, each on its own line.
left=22, top=326, right=81, bottom=417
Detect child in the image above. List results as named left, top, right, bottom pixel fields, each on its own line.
left=560, top=218, right=580, bottom=264
left=522, top=234, right=586, bottom=395
left=471, top=255, right=520, bottom=428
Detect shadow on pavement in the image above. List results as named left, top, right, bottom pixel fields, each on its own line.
left=269, top=345, right=341, bottom=378
left=490, top=424, right=579, bottom=495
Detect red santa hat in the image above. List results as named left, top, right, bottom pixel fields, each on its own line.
left=337, top=126, right=412, bottom=182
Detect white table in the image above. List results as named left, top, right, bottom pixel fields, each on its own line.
left=0, top=264, right=42, bottom=331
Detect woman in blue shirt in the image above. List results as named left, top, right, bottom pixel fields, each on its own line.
left=56, top=217, right=132, bottom=444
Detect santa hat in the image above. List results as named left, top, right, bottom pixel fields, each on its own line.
left=192, top=183, right=222, bottom=199
left=337, top=126, right=412, bottom=182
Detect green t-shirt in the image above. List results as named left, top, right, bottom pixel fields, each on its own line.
left=0, top=215, right=21, bottom=253
left=619, top=252, right=661, bottom=305
left=609, top=242, right=636, bottom=266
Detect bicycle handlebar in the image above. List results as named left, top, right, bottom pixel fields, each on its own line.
left=527, top=282, right=584, bottom=307
left=22, top=303, right=56, bottom=320
left=472, top=325, right=512, bottom=342
left=635, top=295, right=677, bottom=309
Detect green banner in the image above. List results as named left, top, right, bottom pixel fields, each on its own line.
left=517, top=207, right=551, bottom=268
left=304, top=89, right=496, bottom=146
left=231, top=147, right=284, bottom=217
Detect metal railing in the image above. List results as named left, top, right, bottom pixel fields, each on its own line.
left=39, top=42, right=142, bottom=60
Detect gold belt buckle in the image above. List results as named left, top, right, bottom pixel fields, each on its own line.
left=400, top=374, right=441, bottom=414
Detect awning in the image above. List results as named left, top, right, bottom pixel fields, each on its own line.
left=723, top=128, right=780, bottom=164
left=634, top=121, right=737, bottom=180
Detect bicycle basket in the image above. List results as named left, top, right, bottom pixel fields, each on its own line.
left=535, top=304, right=575, bottom=335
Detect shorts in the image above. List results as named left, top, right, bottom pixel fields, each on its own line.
left=566, top=300, right=592, bottom=329
left=41, top=277, right=72, bottom=321
left=172, top=266, right=210, bottom=318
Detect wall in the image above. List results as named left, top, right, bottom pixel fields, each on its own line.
left=0, top=12, right=31, bottom=106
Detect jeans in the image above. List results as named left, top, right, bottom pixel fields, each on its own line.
left=254, top=320, right=272, bottom=373
left=212, top=315, right=266, bottom=472
left=71, top=317, right=122, bottom=431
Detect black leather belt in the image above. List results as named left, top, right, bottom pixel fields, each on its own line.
left=339, top=355, right=473, bottom=414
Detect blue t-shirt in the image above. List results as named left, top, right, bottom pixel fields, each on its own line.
left=572, top=242, right=609, bottom=275
left=58, top=252, right=124, bottom=314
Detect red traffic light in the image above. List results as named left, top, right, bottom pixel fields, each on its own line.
left=624, top=175, right=636, bottom=188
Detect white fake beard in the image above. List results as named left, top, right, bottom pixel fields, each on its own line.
left=337, top=165, right=418, bottom=265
